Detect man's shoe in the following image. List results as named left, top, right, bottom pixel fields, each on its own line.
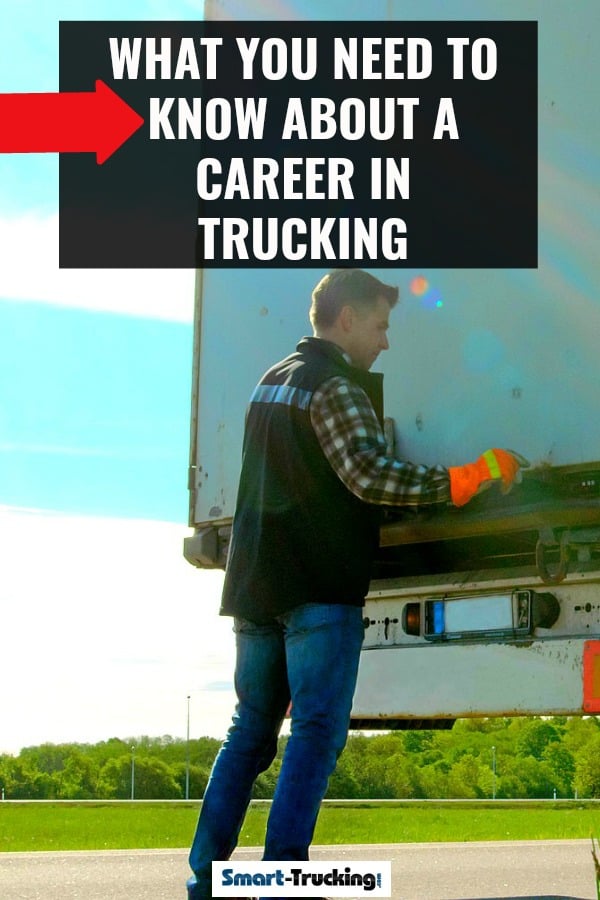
left=187, top=882, right=256, bottom=900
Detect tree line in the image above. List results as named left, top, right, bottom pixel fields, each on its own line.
left=1, top=717, right=600, bottom=801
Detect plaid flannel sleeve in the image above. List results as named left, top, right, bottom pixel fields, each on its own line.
left=310, top=376, right=450, bottom=507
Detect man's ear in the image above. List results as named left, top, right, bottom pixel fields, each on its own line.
left=338, top=304, right=355, bottom=333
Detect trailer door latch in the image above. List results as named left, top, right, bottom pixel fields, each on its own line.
left=536, top=527, right=600, bottom=584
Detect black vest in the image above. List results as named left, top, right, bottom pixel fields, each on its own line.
left=220, top=337, right=384, bottom=623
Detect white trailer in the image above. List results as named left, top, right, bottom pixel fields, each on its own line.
left=185, top=0, right=600, bottom=726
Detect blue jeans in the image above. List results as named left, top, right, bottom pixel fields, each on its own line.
left=187, top=602, right=365, bottom=899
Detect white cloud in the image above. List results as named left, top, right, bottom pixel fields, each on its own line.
left=0, top=506, right=237, bottom=753
left=0, top=213, right=195, bottom=322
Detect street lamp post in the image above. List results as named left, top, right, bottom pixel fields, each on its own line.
left=492, top=745, right=496, bottom=800
left=131, top=745, right=135, bottom=801
left=185, top=695, right=191, bottom=800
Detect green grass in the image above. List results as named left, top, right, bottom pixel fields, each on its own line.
left=314, top=803, right=600, bottom=845
left=1, top=802, right=599, bottom=853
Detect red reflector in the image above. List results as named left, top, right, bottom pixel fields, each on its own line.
left=583, top=640, right=600, bottom=713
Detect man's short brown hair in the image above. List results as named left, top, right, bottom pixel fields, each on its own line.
left=310, top=269, right=399, bottom=329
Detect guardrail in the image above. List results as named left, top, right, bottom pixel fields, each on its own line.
left=2, top=797, right=600, bottom=806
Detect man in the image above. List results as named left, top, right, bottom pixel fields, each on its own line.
left=187, top=269, right=522, bottom=898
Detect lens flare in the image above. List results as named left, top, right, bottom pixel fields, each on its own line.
left=410, top=275, right=429, bottom=296
left=422, top=287, right=444, bottom=310
left=410, top=275, right=444, bottom=309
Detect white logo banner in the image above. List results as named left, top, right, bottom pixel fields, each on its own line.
left=212, top=860, right=392, bottom=896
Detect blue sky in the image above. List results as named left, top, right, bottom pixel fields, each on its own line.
left=0, top=0, right=240, bottom=755
left=1, top=1, right=202, bottom=526
left=1, top=300, right=191, bottom=520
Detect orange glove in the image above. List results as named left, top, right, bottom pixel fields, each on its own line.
left=448, top=449, right=527, bottom=507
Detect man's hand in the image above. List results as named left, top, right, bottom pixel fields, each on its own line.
left=448, top=449, right=529, bottom=507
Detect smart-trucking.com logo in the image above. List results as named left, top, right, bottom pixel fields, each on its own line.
left=212, top=861, right=392, bottom=896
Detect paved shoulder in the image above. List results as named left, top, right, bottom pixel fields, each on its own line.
left=0, top=841, right=597, bottom=900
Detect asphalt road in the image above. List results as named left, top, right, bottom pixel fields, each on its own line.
left=0, top=841, right=598, bottom=900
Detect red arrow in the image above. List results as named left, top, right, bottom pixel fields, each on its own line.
left=0, top=79, right=144, bottom=165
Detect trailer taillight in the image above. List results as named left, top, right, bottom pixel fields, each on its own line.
left=402, top=603, right=421, bottom=636
left=401, top=590, right=559, bottom=642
